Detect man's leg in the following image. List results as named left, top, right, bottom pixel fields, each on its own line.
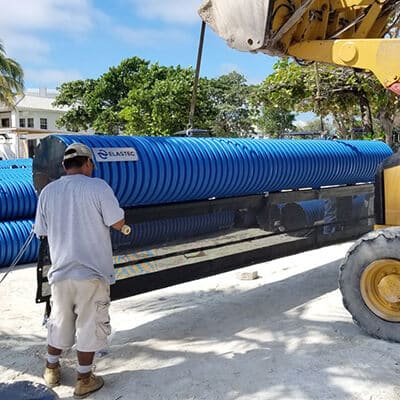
left=74, top=351, right=104, bottom=398
left=73, top=280, right=109, bottom=398
left=44, top=345, right=63, bottom=387
left=76, top=351, right=95, bottom=378
left=44, top=280, right=76, bottom=387
left=47, top=344, right=62, bottom=368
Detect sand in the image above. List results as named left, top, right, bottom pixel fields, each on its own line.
left=1, top=241, right=400, bottom=400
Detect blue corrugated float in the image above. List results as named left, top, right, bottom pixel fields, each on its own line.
left=111, top=210, right=235, bottom=250
left=0, top=158, right=32, bottom=169
left=281, top=199, right=325, bottom=232
left=281, top=194, right=371, bottom=234
left=295, top=200, right=325, bottom=225
left=33, top=135, right=392, bottom=207
left=0, top=219, right=40, bottom=267
left=0, top=168, right=37, bottom=220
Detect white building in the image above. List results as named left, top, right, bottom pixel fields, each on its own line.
left=0, top=88, right=84, bottom=159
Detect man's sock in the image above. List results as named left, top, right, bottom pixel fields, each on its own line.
left=77, top=364, right=92, bottom=375
left=46, top=353, right=60, bottom=365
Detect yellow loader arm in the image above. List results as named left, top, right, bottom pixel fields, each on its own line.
left=199, top=0, right=400, bottom=94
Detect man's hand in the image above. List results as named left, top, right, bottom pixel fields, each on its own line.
left=111, top=219, right=131, bottom=235
left=120, top=225, right=131, bottom=235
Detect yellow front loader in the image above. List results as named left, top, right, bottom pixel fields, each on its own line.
left=199, top=0, right=400, bottom=341
left=199, top=0, right=400, bottom=94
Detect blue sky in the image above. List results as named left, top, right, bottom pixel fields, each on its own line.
left=0, top=0, right=277, bottom=89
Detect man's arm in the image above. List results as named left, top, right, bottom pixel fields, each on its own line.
left=111, top=218, right=125, bottom=231
left=97, top=180, right=131, bottom=235
left=33, top=193, right=48, bottom=238
left=111, top=219, right=131, bottom=235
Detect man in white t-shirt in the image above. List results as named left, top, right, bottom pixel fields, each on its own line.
left=34, top=143, right=128, bottom=399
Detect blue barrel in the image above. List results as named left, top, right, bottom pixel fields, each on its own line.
left=281, top=199, right=325, bottom=232
left=0, top=168, right=37, bottom=220
left=298, top=200, right=325, bottom=225
left=111, top=210, right=235, bottom=250
left=0, top=158, right=32, bottom=169
left=0, top=219, right=40, bottom=268
left=33, top=135, right=392, bottom=207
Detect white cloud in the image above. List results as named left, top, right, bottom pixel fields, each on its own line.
left=128, top=0, right=200, bottom=24
left=2, top=33, right=50, bottom=63
left=220, top=63, right=242, bottom=75
left=0, top=0, right=97, bottom=64
left=24, top=68, right=82, bottom=87
left=0, top=0, right=94, bottom=34
left=113, top=25, right=185, bottom=46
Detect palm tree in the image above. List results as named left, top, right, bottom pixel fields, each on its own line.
left=0, top=40, right=24, bottom=108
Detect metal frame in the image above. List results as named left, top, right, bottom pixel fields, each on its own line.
left=36, top=183, right=374, bottom=308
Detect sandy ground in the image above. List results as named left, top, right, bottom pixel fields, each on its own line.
left=1, top=241, right=400, bottom=400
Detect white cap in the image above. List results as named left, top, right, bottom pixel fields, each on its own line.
left=63, top=143, right=93, bottom=161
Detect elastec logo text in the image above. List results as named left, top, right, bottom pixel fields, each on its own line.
left=93, top=147, right=139, bottom=162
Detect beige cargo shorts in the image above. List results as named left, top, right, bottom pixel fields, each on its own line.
left=47, top=279, right=111, bottom=352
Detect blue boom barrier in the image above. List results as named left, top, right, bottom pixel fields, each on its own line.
left=111, top=210, right=235, bottom=250
left=0, top=219, right=40, bottom=268
left=0, top=168, right=37, bottom=221
left=0, top=158, right=32, bottom=169
left=34, top=135, right=392, bottom=208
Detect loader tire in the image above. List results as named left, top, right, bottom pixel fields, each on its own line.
left=339, top=227, right=400, bottom=342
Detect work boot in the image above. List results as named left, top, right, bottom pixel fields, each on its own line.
left=73, top=373, right=104, bottom=399
left=43, top=364, right=60, bottom=387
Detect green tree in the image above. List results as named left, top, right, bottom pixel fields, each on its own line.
left=254, top=58, right=400, bottom=144
left=256, top=105, right=295, bottom=137
left=207, top=72, right=255, bottom=136
left=53, top=79, right=97, bottom=132
left=364, top=77, right=400, bottom=146
left=0, top=41, right=24, bottom=107
left=54, top=57, right=150, bottom=133
left=55, top=58, right=256, bottom=136
left=255, top=59, right=360, bottom=134
left=120, top=64, right=202, bottom=135
left=121, top=69, right=255, bottom=136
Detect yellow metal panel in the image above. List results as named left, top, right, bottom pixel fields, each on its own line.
left=288, top=39, right=400, bottom=88
left=338, top=9, right=356, bottom=38
left=353, top=1, right=384, bottom=38
left=374, top=225, right=390, bottom=230
left=317, top=0, right=330, bottom=39
left=271, top=0, right=293, bottom=34
left=326, top=11, right=341, bottom=37
left=384, top=166, right=400, bottom=226
left=368, top=13, right=392, bottom=38
left=330, top=0, right=374, bottom=8
left=293, top=9, right=312, bottom=42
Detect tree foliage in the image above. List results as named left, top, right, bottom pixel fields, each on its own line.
left=120, top=64, right=201, bottom=135
left=54, top=57, right=255, bottom=136
left=254, top=58, right=400, bottom=144
left=206, top=72, right=254, bottom=136
left=54, top=57, right=150, bottom=133
left=0, top=41, right=24, bottom=108
left=256, top=105, right=296, bottom=136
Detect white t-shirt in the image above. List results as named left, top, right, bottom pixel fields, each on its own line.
left=34, top=174, right=124, bottom=285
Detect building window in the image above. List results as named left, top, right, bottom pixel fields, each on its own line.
left=1, top=118, right=10, bottom=128
left=27, top=118, right=34, bottom=128
left=40, top=118, right=47, bottom=130
left=19, top=118, right=26, bottom=128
